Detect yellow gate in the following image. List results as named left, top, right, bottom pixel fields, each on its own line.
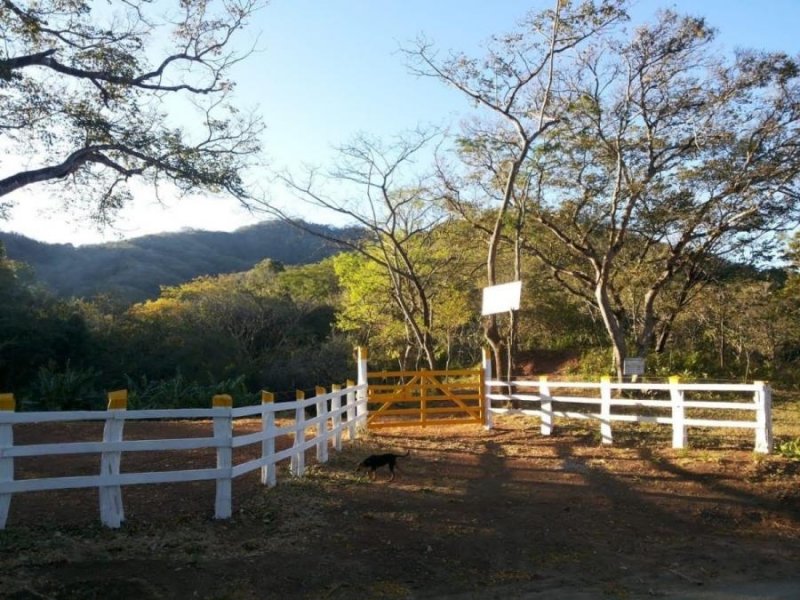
left=366, top=368, right=484, bottom=429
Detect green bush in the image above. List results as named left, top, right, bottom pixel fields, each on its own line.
left=777, top=438, right=800, bottom=461
left=124, top=372, right=257, bottom=409
left=29, top=361, right=101, bottom=410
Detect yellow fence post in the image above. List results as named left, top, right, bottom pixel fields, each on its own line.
left=100, top=389, right=127, bottom=528
left=212, top=394, right=233, bottom=519
left=0, top=393, right=15, bottom=529
left=420, top=369, right=427, bottom=425
left=261, top=391, right=276, bottom=486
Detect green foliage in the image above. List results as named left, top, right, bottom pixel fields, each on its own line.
left=562, top=348, right=615, bottom=379
left=29, top=362, right=102, bottom=411
left=124, top=373, right=255, bottom=410
left=776, top=438, right=800, bottom=461
left=1, top=0, right=264, bottom=217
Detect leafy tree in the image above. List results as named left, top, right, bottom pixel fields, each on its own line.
left=121, top=259, right=346, bottom=391
left=0, top=241, right=96, bottom=392
left=332, top=251, right=410, bottom=367
left=519, top=12, right=800, bottom=376
left=272, top=130, right=455, bottom=369
left=1, top=0, right=264, bottom=221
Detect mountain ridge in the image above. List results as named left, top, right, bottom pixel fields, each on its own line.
left=0, top=220, right=359, bottom=302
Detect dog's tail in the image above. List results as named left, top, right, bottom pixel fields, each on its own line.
left=401, top=449, right=410, bottom=457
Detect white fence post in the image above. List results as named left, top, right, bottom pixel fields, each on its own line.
left=261, top=391, right=276, bottom=487
left=754, top=381, right=773, bottom=453
left=356, top=347, right=369, bottom=431
left=539, top=376, right=553, bottom=436
left=291, top=390, right=306, bottom=477
left=0, top=394, right=15, bottom=530
left=482, top=348, right=493, bottom=430
left=99, top=390, right=127, bottom=528
left=315, top=386, right=329, bottom=463
left=599, top=376, right=613, bottom=444
left=346, top=379, right=357, bottom=440
left=669, top=376, right=686, bottom=449
left=331, top=384, right=343, bottom=451
left=212, top=394, right=233, bottom=519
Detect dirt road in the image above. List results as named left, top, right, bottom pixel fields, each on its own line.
left=1, top=416, right=799, bottom=598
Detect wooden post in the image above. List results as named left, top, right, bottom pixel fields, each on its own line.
left=331, top=384, right=343, bottom=451
left=0, top=393, right=15, bottom=530
left=599, top=376, right=613, bottom=444
left=539, top=376, right=553, bottom=436
left=669, top=376, right=686, bottom=449
left=420, top=369, right=427, bottom=425
left=291, top=390, right=306, bottom=477
left=100, top=390, right=127, bottom=528
left=346, top=379, right=357, bottom=440
left=212, top=394, right=233, bottom=519
left=261, top=391, right=276, bottom=487
left=356, top=347, right=369, bottom=431
left=754, top=381, right=773, bottom=454
left=482, top=348, right=493, bottom=430
left=315, top=386, right=328, bottom=463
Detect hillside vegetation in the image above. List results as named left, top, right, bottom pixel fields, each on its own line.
left=0, top=221, right=359, bottom=302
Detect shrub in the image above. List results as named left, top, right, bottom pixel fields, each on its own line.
left=777, top=438, right=800, bottom=461
left=29, top=361, right=101, bottom=410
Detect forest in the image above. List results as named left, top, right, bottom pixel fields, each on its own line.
left=2, top=216, right=800, bottom=411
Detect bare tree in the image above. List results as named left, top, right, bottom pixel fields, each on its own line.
left=268, top=130, right=457, bottom=369
left=404, top=0, right=628, bottom=378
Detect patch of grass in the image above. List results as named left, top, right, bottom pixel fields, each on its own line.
left=777, top=438, right=800, bottom=461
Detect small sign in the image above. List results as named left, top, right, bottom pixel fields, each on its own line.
left=482, top=281, right=522, bottom=316
left=623, top=357, right=645, bottom=376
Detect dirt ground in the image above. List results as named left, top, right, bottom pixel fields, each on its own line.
left=1, top=414, right=800, bottom=599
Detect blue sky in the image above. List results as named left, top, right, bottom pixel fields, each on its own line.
left=5, top=0, right=800, bottom=245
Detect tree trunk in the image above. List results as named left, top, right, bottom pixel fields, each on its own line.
left=485, top=316, right=505, bottom=381
left=595, top=277, right=626, bottom=380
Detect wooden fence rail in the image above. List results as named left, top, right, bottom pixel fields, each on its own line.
left=482, top=356, right=772, bottom=454
left=0, top=383, right=368, bottom=530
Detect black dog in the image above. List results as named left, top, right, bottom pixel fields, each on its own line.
left=356, top=450, right=410, bottom=481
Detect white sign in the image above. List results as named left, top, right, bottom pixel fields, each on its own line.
left=481, top=281, right=522, bottom=316
left=623, top=357, right=645, bottom=376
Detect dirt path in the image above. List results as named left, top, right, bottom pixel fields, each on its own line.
left=1, top=416, right=799, bottom=599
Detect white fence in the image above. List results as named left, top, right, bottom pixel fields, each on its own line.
left=0, top=382, right=369, bottom=530
left=482, top=365, right=773, bottom=454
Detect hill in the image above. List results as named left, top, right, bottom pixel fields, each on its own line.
left=0, top=221, right=359, bottom=302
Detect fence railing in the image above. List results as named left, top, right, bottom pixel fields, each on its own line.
left=0, top=382, right=368, bottom=530
left=482, top=367, right=772, bottom=453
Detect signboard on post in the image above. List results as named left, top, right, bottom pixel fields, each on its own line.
left=623, top=357, right=645, bottom=376
left=481, top=281, right=522, bottom=316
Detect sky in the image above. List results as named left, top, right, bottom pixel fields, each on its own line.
left=4, top=0, right=800, bottom=246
